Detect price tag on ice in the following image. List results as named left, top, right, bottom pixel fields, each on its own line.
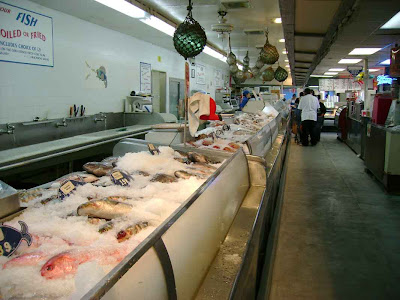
left=0, top=221, right=32, bottom=257
left=148, top=143, right=160, bottom=155
left=110, top=170, right=132, bottom=186
left=58, top=180, right=86, bottom=200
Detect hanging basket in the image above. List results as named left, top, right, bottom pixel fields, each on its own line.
left=260, top=32, right=279, bottom=65
left=275, top=66, right=288, bottom=82
left=261, top=67, right=275, bottom=82
left=173, top=4, right=207, bottom=60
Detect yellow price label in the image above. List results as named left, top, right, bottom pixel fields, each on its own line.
left=60, top=181, right=75, bottom=194
left=112, top=171, right=123, bottom=180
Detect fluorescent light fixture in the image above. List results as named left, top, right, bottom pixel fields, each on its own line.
left=140, top=16, right=176, bottom=36
left=329, top=68, right=345, bottom=71
left=349, top=48, right=381, bottom=55
left=273, top=18, right=282, bottom=24
left=279, top=39, right=285, bottom=42
left=282, top=50, right=287, bottom=54
left=238, top=64, right=243, bottom=71
left=310, top=75, right=333, bottom=78
left=285, top=59, right=289, bottom=62
left=368, top=69, right=380, bottom=72
left=380, top=59, right=390, bottom=65
left=203, top=46, right=226, bottom=62
left=94, top=0, right=146, bottom=18
left=308, top=86, right=319, bottom=88
left=324, top=72, right=338, bottom=75
left=381, top=11, right=400, bottom=29
left=338, top=59, right=362, bottom=64
left=285, top=64, right=290, bottom=68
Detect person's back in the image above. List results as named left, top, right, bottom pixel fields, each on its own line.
left=298, top=88, right=319, bottom=146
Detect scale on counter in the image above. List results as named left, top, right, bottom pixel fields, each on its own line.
left=125, top=96, right=152, bottom=113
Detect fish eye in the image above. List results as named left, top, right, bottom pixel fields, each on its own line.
left=46, top=265, right=54, bottom=271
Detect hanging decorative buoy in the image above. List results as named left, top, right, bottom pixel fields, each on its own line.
left=251, top=66, right=260, bottom=76
left=260, top=30, right=279, bottom=65
left=255, top=57, right=264, bottom=69
left=261, top=67, right=275, bottom=82
left=227, top=52, right=237, bottom=65
left=243, top=51, right=250, bottom=67
left=275, top=66, right=288, bottom=82
left=173, top=0, right=207, bottom=60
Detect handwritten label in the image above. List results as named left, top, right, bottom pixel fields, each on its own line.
left=58, top=180, right=85, bottom=200
left=110, top=170, right=132, bottom=186
left=0, top=221, right=32, bottom=257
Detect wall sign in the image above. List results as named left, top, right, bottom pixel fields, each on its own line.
left=0, top=1, right=54, bottom=67
left=377, top=75, right=393, bottom=85
left=0, top=221, right=32, bottom=257
left=140, top=62, right=151, bottom=94
left=196, top=63, right=206, bottom=85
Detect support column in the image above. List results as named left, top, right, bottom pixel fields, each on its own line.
left=363, top=58, right=369, bottom=107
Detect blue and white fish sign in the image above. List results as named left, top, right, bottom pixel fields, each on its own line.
left=110, top=170, right=132, bottom=187
left=0, top=221, right=32, bottom=257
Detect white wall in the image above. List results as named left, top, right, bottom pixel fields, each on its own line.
left=0, top=0, right=229, bottom=124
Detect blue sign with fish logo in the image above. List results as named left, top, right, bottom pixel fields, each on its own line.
left=110, top=170, right=132, bottom=187
left=0, top=221, right=32, bottom=257
left=58, top=179, right=86, bottom=200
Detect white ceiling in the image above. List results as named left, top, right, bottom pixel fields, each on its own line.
left=29, top=0, right=290, bottom=78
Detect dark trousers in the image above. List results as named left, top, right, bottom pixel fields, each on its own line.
left=301, top=120, right=317, bottom=146
left=315, top=116, right=324, bottom=141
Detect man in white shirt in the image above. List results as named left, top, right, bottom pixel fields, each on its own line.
left=298, top=88, right=320, bottom=146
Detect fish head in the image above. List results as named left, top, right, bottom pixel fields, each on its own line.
left=40, top=252, right=77, bottom=279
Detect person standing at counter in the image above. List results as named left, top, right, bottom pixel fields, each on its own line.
left=298, top=88, right=320, bottom=146
left=239, top=90, right=251, bottom=110
left=315, top=95, right=326, bottom=142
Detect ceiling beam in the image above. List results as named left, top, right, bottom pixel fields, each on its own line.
left=301, top=0, right=359, bottom=85
left=294, top=67, right=309, bottom=70
left=294, top=32, right=326, bottom=38
left=294, top=51, right=317, bottom=55
left=295, top=60, right=312, bottom=64
left=279, top=0, right=296, bottom=85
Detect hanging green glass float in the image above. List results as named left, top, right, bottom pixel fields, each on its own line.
left=243, top=51, right=250, bottom=67
left=260, top=31, right=279, bottom=65
left=255, top=57, right=264, bottom=69
left=226, top=52, right=236, bottom=65
left=173, top=0, right=207, bottom=59
left=251, top=66, right=260, bottom=76
left=261, top=67, right=275, bottom=82
left=235, top=70, right=244, bottom=80
left=229, top=64, right=239, bottom=74
left=275, top=66, right=289, bottom=82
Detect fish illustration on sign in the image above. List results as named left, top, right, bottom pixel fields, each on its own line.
left=0, top=221, right=32, bottom=257
left=85, top=61, right=108, bottom=88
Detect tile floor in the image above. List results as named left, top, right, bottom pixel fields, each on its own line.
left=269, top=132, right=400, bottom=300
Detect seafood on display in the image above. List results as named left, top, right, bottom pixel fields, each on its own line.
left=0, top=146, right=222, bottom=299
left=186, top=111, right=276, bottom=153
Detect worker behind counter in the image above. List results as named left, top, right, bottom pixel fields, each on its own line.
left=239, top=90, right=251, bottom=110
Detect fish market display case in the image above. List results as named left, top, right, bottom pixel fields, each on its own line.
left=0, top=112, right=290, bottom=299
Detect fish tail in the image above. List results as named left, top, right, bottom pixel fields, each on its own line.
left=18, top=221, right=32, bottom=246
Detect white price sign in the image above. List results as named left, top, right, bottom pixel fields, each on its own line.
left=0, top=1, right=54, bottom=67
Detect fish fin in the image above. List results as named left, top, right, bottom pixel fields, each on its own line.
left=18, top=221, right=32, bottom=246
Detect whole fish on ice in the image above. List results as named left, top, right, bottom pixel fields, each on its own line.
left=77, top=199, right=133, bottom=219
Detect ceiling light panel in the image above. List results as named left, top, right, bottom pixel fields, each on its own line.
left=380, top=59, right=390, bottom=65
left=381, top=11, right=400, bottom=29
left=328, top=68, right=345, bottom=71
left=310, top=75, right=333, bottom=78
left=348, top=48, right=381, bottom=55
left=368, top=69, right=380, bottom=72
left=338, top=59, right=362, bottom=64
left=324, top=72, right=338, bottom=75
left=94, top=0, right=146, bottom=18
left=279, top=39, right=285, bottom=42
left=273, top=18, right=282, bottom=24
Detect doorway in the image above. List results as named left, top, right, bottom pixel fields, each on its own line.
left=169, top=77, right=185, bottom=119
left=151, top=70, right=167, bottom=113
